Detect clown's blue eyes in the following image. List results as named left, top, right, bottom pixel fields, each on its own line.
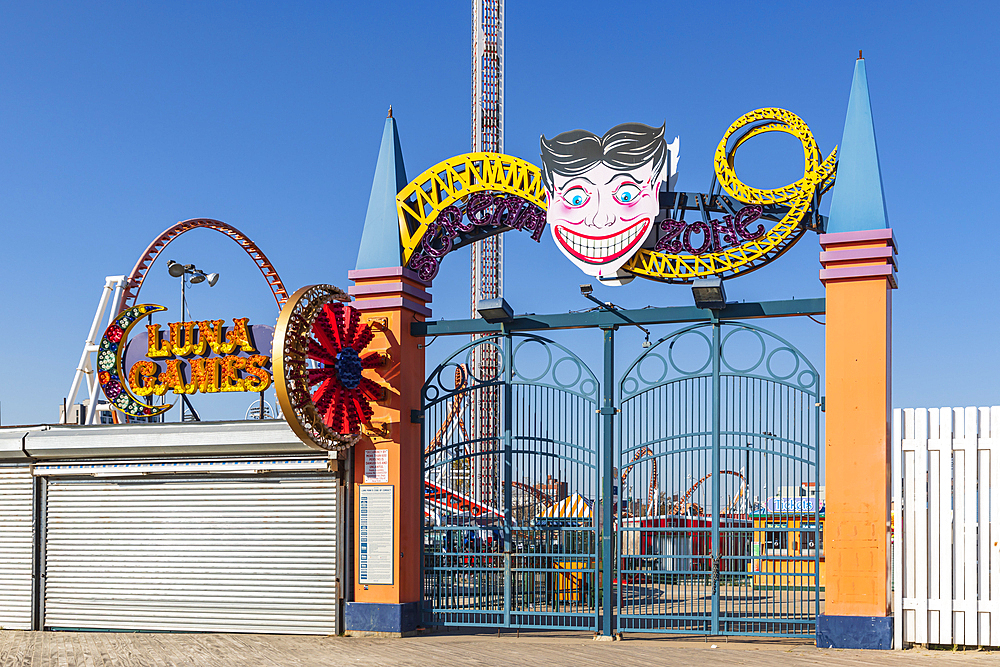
left=563, top=187, right=590, bottom=208
left=560, top=182, right=640, bottom=207
left=614, top=183, right=640, bottom=204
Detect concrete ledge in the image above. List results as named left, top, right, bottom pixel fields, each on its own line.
left=12, top=420, right=316, bottom=460
left=819, top=227, right=897, bottom=249
left=345, top=601, right=418, bottom=637
left=819, top=246, right=897, bottom=268
left=348, top=266, right=431, bottom=287
left=350, top=295, right=432, bottom=318
left=348, top=281, right=432, bottom=303
left=816, top=614, right=893, bottom=649
left=819, top=264, right=898, bottom=289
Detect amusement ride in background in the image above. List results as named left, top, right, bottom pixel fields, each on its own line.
left=469, top=0, right=505, bottom=510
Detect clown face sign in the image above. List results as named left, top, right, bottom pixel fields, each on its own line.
left=540, top=123, right=679, bottom=285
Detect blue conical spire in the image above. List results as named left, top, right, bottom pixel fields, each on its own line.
left=826, top=56, right=889, bottom=233
left=355, top=109, right=408, bottom=270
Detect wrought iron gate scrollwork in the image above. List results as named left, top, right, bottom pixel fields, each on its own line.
left=617, top=321, right=822, bottom=637
left=420, top=320, right=822, bottom=638
left=421, top=333, right=601, bottom=630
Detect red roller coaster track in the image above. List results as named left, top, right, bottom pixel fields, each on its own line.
left=676, top=470, right=747, bottom=515
left=621, top=447, right=659, bottom=516
left=118, top=218, right=289, bottom=314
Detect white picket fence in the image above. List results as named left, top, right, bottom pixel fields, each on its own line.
left=893, top=406, right=1000, bottom=648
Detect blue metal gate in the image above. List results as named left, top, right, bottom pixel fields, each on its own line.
left=417, top=306, right=823, bottom=638
left=616, top=321, right=822, bottom=637
left=421, top=333, right=601, bottom=630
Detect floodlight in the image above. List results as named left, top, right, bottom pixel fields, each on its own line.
left=579, top=285, right=652, bottom=346
left=691, top=278, right=727, bottom=310
left=477, top=297, right=514, bottom=323
left=164, top=259, right=218, bottom=424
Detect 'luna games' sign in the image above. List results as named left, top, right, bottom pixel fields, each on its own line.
left=97, top=304, right=273, bottom=418
left=124, top=316, right=273, bottom=396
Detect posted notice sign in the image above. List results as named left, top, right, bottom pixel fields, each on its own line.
left=359, top=485, right=394, bottom=585
left=364, top=449, right=389, bottom=483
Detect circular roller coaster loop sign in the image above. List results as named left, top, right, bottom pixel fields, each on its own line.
left=624, top=108, right=837, bottom=282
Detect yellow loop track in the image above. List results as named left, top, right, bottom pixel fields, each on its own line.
left=624, top=108, right=836, bottom=283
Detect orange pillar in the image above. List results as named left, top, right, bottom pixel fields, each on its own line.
left=818, top=227, right=897, bottom=646
left=343, top=266, right=430, bottom=636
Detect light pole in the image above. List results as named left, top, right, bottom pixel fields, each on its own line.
left=761, top=431, right=775, bottom=507
left=166, top=260, right=219, bottom=422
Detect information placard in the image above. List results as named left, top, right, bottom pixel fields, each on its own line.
left=358, top=485, right=394, bottom=585
left=364, top=449, right=389, bottom=483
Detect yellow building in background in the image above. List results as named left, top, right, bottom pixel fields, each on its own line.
left=750, top=492, right=825, bottom=591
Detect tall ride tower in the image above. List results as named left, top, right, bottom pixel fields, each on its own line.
left=470, top=0, right=503, bottom=507
left=471, top=0, right=503, bottom=309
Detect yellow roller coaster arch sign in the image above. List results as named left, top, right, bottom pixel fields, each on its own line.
left=396, top=109, right=834, bottom=284
left=397, top=152, right=547, bottom=265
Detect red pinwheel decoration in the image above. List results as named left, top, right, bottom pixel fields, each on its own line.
left=306, top=301, right=385, bottom=434
left=273, top=284, right=387, bottom=451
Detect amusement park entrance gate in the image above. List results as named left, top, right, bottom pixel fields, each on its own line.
left=416, top=300, right=823, bottom=638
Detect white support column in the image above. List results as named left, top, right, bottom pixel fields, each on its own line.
left=65, top=275, right=125, bottom=424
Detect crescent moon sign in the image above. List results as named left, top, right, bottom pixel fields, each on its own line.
left=96, top=304, right=173, bottom=418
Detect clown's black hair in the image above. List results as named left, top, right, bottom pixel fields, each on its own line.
left=539, top=122, right=667, bottom=193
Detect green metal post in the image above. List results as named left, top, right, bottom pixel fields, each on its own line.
left=814, top=399, right=821, bottom=628
left=600, top=325, right=616, bottom=637
left=503, top=331, right=513, bottom=626
left=711, top=316, right=721, bottom=635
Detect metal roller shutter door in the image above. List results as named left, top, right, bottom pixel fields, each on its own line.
left=0, top=466, right=34, bottom=630
left=44, top=475, right=342, bottom=634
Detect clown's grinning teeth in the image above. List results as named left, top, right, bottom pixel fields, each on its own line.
left=563, top=225, right=640, bottom=258
left=555, top=219, right=649, bottom=263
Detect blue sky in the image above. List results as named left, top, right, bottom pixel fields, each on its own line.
left=1, top=1, right=997, bottom=425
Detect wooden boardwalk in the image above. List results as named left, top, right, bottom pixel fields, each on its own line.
left=0, top=629, right=994, bottom=666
